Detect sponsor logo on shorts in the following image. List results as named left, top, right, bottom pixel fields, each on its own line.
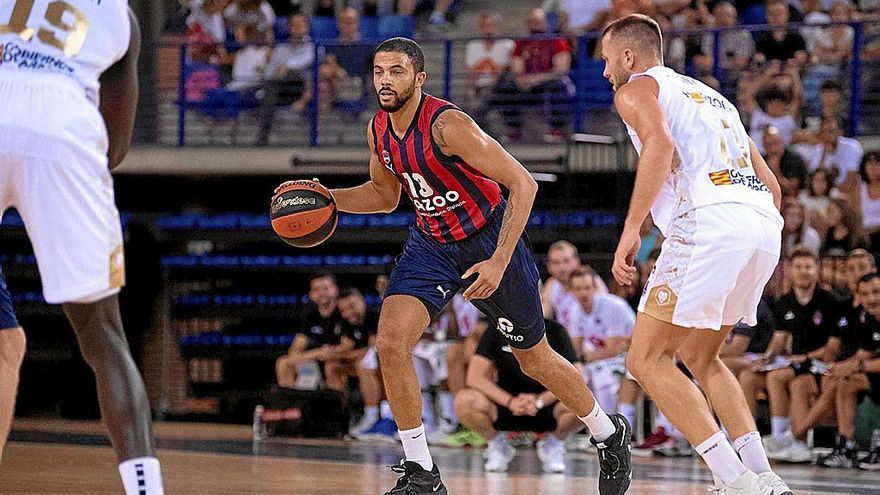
left=497, top=317, right=523, bottom=343
left=271, top=195, right=317, bottom=213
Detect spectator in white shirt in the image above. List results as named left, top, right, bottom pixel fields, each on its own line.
left=858, top=151, right=880, bottom=245
left=227, top=23, right=271, bottom=92
left=465, top=11, right=515, bottom=102
left=794, top=115, right=864, bottom=187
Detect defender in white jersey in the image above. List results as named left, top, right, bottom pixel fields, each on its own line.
left=0, top=1, right=164, bottom=493
left=601, top=15, right=790, bottom=495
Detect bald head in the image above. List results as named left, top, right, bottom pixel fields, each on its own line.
left=526, top=8, right=548, bottom=33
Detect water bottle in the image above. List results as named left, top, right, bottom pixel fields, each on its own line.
left=253, top=405, right=266, bottom=441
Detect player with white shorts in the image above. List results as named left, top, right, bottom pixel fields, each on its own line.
left=602, top=15, right=791, bottom=495
left=0, top=1, right=163, bottom=492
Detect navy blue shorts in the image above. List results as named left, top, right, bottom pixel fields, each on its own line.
left=385, top=202, right=545, bottom=349
left=0, top=266, right=19, bottom=329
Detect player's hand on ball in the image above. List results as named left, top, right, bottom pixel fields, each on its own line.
left=612, top=229, right=640, bottom=286
left=462, top=256, right=506, bottom=300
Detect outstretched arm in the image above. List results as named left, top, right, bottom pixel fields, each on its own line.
left=433, top=110, right=538, bottom=300
left=329, top=120, right=402, bottom=214
left=99, top=8, right=140, bottom=170
left=611, top=77, right=676, bottom=286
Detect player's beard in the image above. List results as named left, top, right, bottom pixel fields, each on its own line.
left=611, top=60, right=631, bottom=91
left=377, top=80, right=416, bottom=112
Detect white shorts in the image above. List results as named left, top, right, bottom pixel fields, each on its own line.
left=412, top=340, right=448, bottom=388
left=1, top=153, right=125, bottom=304
left=639, top=203, right=782, bottom=330
left=583, top=356, right=627, bottom=391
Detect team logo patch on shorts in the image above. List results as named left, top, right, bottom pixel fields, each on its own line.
left=644, top=284, right=678, bottom=323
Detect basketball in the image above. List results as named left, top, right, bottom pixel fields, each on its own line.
left=270, top=180, right=337, bottom=248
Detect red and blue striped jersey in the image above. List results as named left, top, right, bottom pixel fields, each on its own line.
left=372, top=93, right=502, bottom=244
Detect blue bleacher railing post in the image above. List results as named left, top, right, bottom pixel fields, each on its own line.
left=444, top=40, right=452, bottom=101
left=711, top=29, right=721, bottom=85
left=574, top=36, right=588, bottom=134
left=310, top=44, right=322, bottom=147
left=178, top=43, right=187, bottom=147
left=850, top=21, right=863, bottom=137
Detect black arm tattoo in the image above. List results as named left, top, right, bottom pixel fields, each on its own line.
left=496, top=194, right=516, bottom=254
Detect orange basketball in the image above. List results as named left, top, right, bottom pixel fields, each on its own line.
left=269, top=180, right=337, bottom=248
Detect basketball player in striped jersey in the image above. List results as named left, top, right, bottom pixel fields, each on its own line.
left=602, top=15, right=791, bottom=495
left=321, top=37, right=631, bottom=495
left=0, top=1, right=163, bottom=492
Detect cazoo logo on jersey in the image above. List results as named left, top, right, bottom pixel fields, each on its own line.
left=497, top=318, right=523, bottom=343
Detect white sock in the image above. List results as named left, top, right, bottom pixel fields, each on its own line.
left=579, top=401, right=617, bottom=442
left=770, top=417, right=790, bottom=438
left=119, top=457, right=164, bottom=495
left=618, top=403, right=637, bottom=435
left=363, top=406, right=380, bottom=424
left=421, top=392, right=436, bottom=428
left=696, top=431, right=748, bottom=485
left=399, top=424, right=434, bottom=471
left=380, top=401, right=393, bottom=419
left=733, top=431, right=772, bottom=474
left=439, top=391, right=456, bottom=424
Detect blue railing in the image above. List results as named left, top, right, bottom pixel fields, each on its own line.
left=169, top=21, right=878, bottom=147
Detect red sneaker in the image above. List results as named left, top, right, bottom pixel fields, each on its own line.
left=632, top=427, right=671, bottom=457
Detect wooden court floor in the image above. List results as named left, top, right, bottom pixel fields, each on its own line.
left=0, top=420, right=877, bottom=494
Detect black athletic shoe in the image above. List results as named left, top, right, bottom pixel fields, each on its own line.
left=590, top=414, right=633, bottom=495
left=381, top=461, right=448, bottom=495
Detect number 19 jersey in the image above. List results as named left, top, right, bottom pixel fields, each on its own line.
left=624, top=66, right=780, bottom=237
left=372, top=93, right=502, bottom=244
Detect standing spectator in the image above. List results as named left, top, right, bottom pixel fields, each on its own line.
left=465, top=11, right=515, bottom=103
left=763, top=126, right=810, bottom=196
left=858, top=151, right=880, bottom=247
left=454, top=319, right=584, bottom=473
left=256, top=13, right=315, bottom=144
left=275, top=273, right=343, bottom=389
left=794, top=116, right=864, bottom=187
left=755, top=0, right=808, bottom=67
left=823, top=198, right=867, bottom=253
left=493, top=8, right=574, bottom=144
left=782, top=199, right=822, bottom=255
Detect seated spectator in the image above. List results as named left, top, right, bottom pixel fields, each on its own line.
left=782, top=198, right=822, bottom=255
left=738, top=247, right=843, bottom=462
left=397, top=0, right=455, bottom=28
left=566, top=267, right=639, bottom=433
left=492, top=8, right=574, bottom=144
left=817, top=272, right=880, bottom=470
left=811, top=0, right=855, bottom=66
left=454, top=319, right=583, bottom=473
left=858, top=151, right=880, bottom=246
left=412, top=313, right=457, bottom=443
left=256, top=13, right=315, bottom=144
left=225, top=0, right=276, bottom=43
left=763, top=126, right=809, bottom=196
left=465, top=11, right=515, bottom=103
left=823, top=198, right=867, bottom=253
left=696, top=1, right=754, bottom=74
left=722, top=297, right=778, bottom=378
left=319, top=7, right=374, bottom=112
left=226, top=23, right=272, bottom=92
left=540, top=241, right=608, bottom=329
left=794, top=116, right=864, bottom=187
left=187, top=0, right=227, bottom=63
left=755, top=0, right=808, bottom=68
left=801, top=79, right=847, bottom=134
left=747, top=80, right=800, bottom=153
left=799, top=0, right=832, bottom=53
left=798, top=168, right=840, bottom=219
left=275, top=273, right=344, bottom=389
left=313, top=0, right=336, bottom=17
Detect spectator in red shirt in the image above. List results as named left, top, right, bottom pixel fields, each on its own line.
left=491, top=8, right=575, bottom=144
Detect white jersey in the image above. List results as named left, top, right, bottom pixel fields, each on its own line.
left=0, top=0, right=130, bottom=164
left=428, top=293, right=482, bottom=340
left=548, top=278, right=581, bottom=332
left=624, top=66, right=780, bottom=237
left=570, top=293, right=635, bottom=351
